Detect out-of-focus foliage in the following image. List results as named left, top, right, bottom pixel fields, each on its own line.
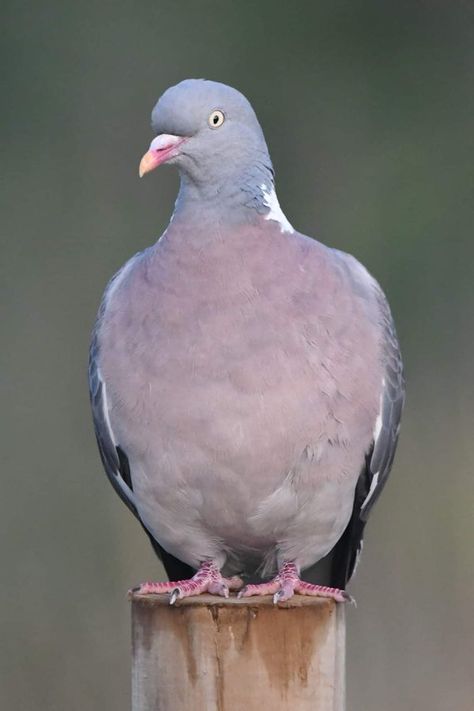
left=2, top=2, right=473, bottom=709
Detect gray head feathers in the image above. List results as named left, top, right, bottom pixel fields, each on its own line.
left=150, top=79, right=275, bottom=212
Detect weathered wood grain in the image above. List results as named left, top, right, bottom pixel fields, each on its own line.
left=131, top=593, right=345, bottom=710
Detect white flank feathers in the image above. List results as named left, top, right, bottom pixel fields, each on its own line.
left=361, top=380, right=386, bottom=513
left=99, top=369, right=136, bottom=503
left=373, top=412, right=383, bottom=442
left=99, top=374, right=117, bottom=446
left=361, top=471, right=380, bottom=514
left=372, top=380, right=385, bottom=442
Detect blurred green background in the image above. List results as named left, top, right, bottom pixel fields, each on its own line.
left=2, top=1, right=473, bottom=709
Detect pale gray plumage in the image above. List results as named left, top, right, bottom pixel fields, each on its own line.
left=89, top=79, right=404, bottom=589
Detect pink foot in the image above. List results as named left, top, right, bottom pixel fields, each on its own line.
left=131, top=561, right=243, bottom=604
left=238, top=561, right=352, bottom=604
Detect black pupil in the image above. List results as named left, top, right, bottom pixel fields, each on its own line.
left=213, top=114, right=219, bottom=124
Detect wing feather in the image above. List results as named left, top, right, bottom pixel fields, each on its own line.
left=330, top=287, right=405, bottom=588
left=88, top=267, right=194, bottom=581
left=88, top=328, right=137, bottom=516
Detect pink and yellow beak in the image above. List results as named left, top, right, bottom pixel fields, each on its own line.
left=139, top=134, right=186, bottom=177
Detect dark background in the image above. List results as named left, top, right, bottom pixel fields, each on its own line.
left=2, top=1, right=473, bottom=709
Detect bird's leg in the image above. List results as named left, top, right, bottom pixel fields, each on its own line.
left=238, top=561, right=352, bottom=604
left=132, top=560, right=243, bottom=604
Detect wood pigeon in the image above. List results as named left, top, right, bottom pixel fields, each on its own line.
left=89, top=79, right=404, bottom=604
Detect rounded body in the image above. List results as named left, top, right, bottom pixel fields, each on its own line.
left=96, top=218, right=384, bottom=577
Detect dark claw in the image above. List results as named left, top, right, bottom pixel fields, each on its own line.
left=342, top=590, right=356, bottom=605
left=169, top=588, right=180, bottom=605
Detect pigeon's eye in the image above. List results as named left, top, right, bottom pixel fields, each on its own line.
left=208, top=110, right=225, bottom=128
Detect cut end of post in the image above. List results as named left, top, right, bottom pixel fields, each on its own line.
left=129, top=590, right=339, bottom=608
left=131, top=593, right=346, bottom=710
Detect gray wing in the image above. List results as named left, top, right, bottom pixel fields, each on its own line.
left=88, top=323, right=137, bottom=517
left=88, top=286, right=195, bottom=581
left=360, top=289, right=405, bottom=520
left=330, top=289, right=405, bottom=588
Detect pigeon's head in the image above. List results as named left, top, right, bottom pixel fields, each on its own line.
left=139, top=79, right=272, bottom=192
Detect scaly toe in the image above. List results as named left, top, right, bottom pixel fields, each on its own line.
left=238, top=579, right=281, bottom=599
left=130, top=561, right=231, bottom=602
left=131, top=580, right=175, bottom=596
left=273, top=581, right=296, bottom=604
left=295, top=580, right=351, bottom=603
left=208, top=580, right=230, bottom=597
left=223, top=575, right=244, bottom=591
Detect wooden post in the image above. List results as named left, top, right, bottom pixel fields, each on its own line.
left=131, top=593, right=345, bottom=711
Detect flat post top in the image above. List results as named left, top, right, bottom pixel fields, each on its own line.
left=131, top=593, right=346, bottom=711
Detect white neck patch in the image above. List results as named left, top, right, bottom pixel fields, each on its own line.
left=261, top=184, right=294, bottom=234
